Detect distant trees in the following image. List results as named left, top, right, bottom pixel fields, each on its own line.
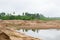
left=0, top=12, right=6, bottom=19
left=0, top=12, right=47, bottom=20
left=0, top=12, right=5, bottom=16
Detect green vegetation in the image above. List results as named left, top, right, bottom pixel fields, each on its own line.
left=0, top=12, right=60, bottom=20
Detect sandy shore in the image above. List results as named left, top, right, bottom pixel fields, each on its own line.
left=0, top=20, right=60, bottom=29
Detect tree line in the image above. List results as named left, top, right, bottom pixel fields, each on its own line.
left=0, top=12, right=48, bottom=20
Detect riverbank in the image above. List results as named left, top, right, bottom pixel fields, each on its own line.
left=0, top=20, right=60, bottom=29
left=0, top=26, right=40, bottom=40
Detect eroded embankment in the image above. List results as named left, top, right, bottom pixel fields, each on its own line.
left=0, top=26, right=40, bottom=40
left=0, top=20, right=60, bottom=29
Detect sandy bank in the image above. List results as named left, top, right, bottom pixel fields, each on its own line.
left=0, top=26, right=40, bottom=40
left=0, top=20, right=60, bottom=29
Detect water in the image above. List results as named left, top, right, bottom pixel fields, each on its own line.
left=17, top=29, right=60, bottom=40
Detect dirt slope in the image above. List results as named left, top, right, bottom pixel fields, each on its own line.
left=0, top=26, right=40, bottom=40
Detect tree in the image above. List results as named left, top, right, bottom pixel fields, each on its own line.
left=22, top=12, right=24, bottom=16
left=13, top=12, right=15, bottom=14
left=0, top=12, right=5, bottom=16
left=39, top=14, right=46, bottom=20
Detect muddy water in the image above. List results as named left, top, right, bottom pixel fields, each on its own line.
left=17, top=29, right=60, bottom=40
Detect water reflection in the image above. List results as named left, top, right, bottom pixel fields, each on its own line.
left=17, top=29, right=60, bottom=40
left=19, top=29, right=39, bottom=33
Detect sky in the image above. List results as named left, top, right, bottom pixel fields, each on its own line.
left=0, top=0, right=60, bottom=17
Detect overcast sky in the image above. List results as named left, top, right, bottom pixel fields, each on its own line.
left=0, top=0, right=60, bottom=17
